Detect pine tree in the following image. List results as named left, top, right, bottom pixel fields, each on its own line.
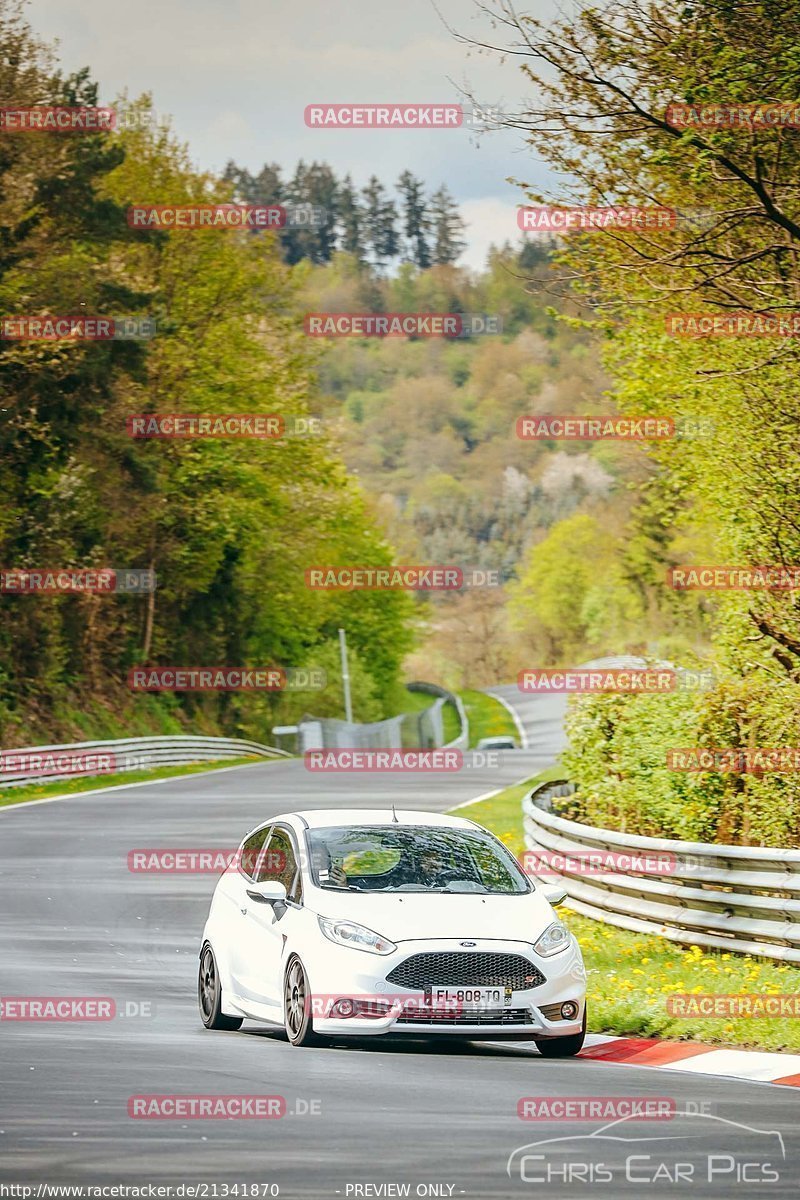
left=430, top=185, right=466, bottom=265
left=337, top=174, right=365, bottom=262
left=397, top=170, right=431, bottom=268
left=361, top=176, right=398, bottom=269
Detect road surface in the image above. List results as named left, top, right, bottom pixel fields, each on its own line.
left=1, top=685, right=796, bottom=1198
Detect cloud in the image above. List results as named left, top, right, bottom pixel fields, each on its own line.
left=27, top=0, right=556, bottom=260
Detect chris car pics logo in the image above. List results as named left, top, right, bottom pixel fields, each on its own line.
left=506, top=1111, right=784, bottom=1187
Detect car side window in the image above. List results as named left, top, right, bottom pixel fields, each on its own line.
left=258, top=828, right=301, bottom=901
left=238, top=827, right=270, bottom=880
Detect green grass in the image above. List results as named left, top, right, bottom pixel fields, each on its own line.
left=459, top=688, right=518, bottom=747
left=396, top=689, right=437, bottom=715
left=451, top=771, right=800, bottom=1052
left=0, top=755, right=274, bottom=809
left=398, top=687, right=464, bottom=745
left=441, top=700, right=462, bottom=744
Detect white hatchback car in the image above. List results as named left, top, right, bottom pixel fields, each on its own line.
left=198, top=809, right=587, bottom=1055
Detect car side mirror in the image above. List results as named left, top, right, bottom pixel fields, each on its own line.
left=542, top=885, right=567, bottom=907
left=246, top=881, right=288, bottom=905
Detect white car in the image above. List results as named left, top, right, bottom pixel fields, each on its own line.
left=198, top=808, right=587, bottom=1055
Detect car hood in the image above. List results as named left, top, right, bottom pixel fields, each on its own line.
left=309, top=889, right=555, bottom=943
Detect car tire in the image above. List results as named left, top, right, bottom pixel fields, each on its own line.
left=284, top=956, right=320, bottom=1046
left=198, top=943, right=243, bottom=1031
left=535, top=1005, right=586, bottom=1058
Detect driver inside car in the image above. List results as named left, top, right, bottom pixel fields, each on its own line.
left=417, top=847, right=455, bottom=887
left=312, top=845, right=348, bottom=888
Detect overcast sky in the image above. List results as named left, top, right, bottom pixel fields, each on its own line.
left=26, top=0, right=559, bottom=270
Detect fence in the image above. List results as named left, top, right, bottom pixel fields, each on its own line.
left=293, top=682, right=469, bottom=753
left=523, top=779, right=800, bottom=963
left=0, top=734, right=289, bottom=790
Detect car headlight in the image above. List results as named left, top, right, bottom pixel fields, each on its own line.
left=533, top=920, right=571, bottom=957
left=318, top=916, right=396, bottom=955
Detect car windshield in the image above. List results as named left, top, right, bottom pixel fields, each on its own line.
left=306, top=825, right=529, bottom=894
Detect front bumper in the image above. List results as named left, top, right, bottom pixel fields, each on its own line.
left=308, top=936, right=586, bottom=1040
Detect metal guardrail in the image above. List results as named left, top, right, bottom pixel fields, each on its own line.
left=0, top=734, right=290, bottom=789
left=290, top=682, right=469, bottom=753
left=405, top=681, right=470, bottom=750
left=523, top=780, right=800, bottom=963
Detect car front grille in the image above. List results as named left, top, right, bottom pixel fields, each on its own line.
left=396, top=1006, right=533, bottom=1026
left=386, top=951, right=545, bottom=991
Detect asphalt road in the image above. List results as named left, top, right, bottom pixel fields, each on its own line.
left=1, top=685, right=798, bottom=1199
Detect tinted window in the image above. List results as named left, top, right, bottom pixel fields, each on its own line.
left=238, top=827, right=270, bottom=880
left=306, top=825, right=528, bottom=894
left=258, top=828, right=300, bottom=899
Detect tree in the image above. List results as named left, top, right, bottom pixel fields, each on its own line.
left=0, top=9, right=416, bottom=744
left=429, top=184, right=466, bottom=265
left=507, top=514, right=641, bottom=661
left=397, top=170, right=431, bottom=268
left=361, top=176, right=399, bottom=268
left=465, top=0, right=800, bottom=678
left=337, top=174, right=365, bottom=262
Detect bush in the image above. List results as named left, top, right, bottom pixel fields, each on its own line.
left=562, top=673, right=800, bottom=846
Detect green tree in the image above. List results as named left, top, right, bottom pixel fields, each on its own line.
left=361, top=176, right=399, bottom=269
left=397, top=170, right=431, bottom=268
left=429, top=184, right=466, bottom=265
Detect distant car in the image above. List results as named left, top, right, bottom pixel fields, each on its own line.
left=476, top=735, right=518, bottom=751
left=198, top=808, right=586, bottom=1054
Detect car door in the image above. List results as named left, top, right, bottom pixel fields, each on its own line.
left=234, top=825, right=304, bottom=1012
left=216, top=825, right=273, bottom=998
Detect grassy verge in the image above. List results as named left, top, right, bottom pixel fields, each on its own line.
left=450, top=771, right=800, bottom=1052
left=399, top=687, right=463, bottom=745
left=0, top=755, right=274, bottom=809
left=397, top=690, right=436, bottom=715
left=442, top=700, right=462, bottom=744
left=459, top=688, right=518, bottom=747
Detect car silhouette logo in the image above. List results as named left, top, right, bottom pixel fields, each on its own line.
left=460, top=941, right=477, bottom=947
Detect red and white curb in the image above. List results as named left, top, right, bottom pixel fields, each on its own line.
left=580, top=1033, right=800, bottom=1088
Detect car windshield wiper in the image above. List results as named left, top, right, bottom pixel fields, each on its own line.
left=386, top=884, right=449, bottom=893
left=442, top=882, right=489, bottom=893
left=319, top=882, right=367, bottom=891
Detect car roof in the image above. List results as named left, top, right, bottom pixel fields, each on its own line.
left=278, top=808, right=477, bottom=830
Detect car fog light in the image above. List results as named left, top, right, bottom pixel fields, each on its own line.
left=561, top=1001, right=579, bottom=1020
left=331, top=998, right=355, bottom=1017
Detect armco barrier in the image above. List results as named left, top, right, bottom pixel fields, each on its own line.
left=0, top=735, right=290, bottom=789
left=293, top=682, right=469, bottom=753
left=405, top=681, right=470, bottom=750
left=523, top=780, right=800, bottom=963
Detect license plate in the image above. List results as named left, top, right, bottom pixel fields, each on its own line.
left=432, top=987, right=509, bottom=1008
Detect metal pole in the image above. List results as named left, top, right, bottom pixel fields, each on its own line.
left=339, top=627, right=353, bottom=723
